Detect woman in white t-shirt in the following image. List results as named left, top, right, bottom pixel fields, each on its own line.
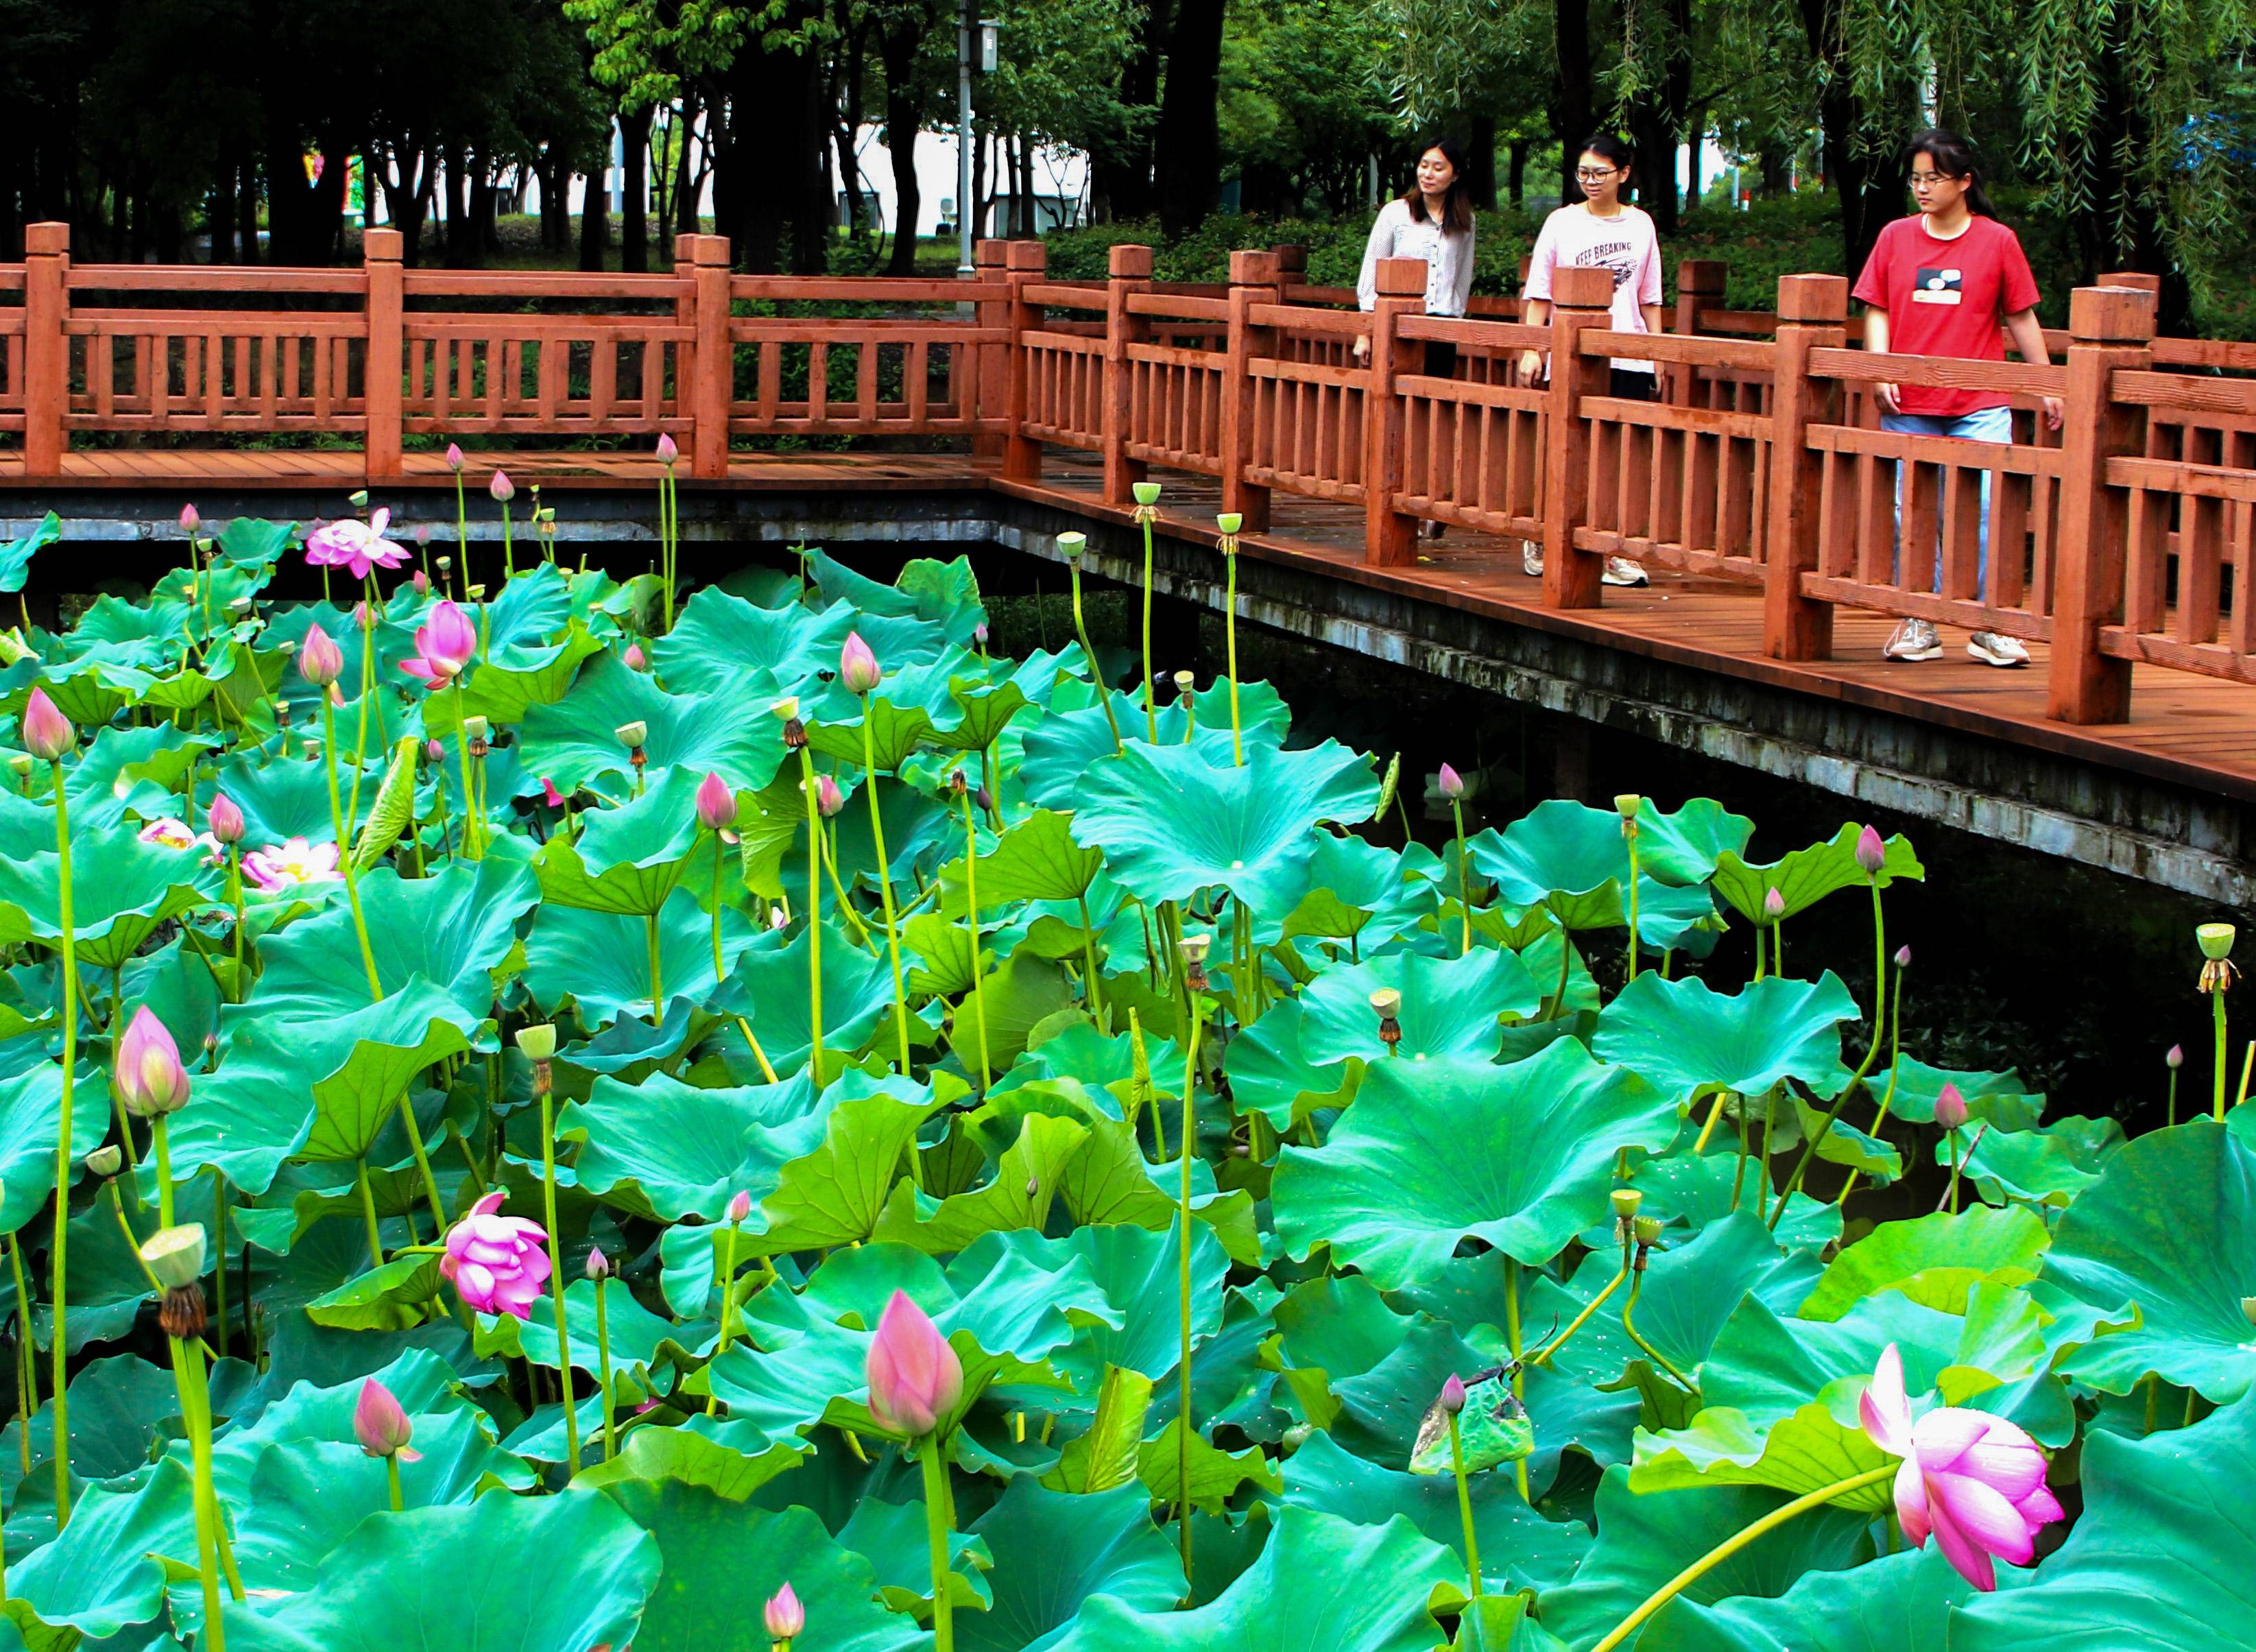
left=1517, top=133, right=1664, bottom=584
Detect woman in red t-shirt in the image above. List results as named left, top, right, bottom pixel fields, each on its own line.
left=1851, top=129, right=2063, bottom=669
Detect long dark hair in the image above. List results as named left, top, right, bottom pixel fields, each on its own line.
left=1402, top=136, right=1475, bottom=235
left=1579, top=132, right=1635, bottom=188
left=1905, top=128, right=1998, bottom=218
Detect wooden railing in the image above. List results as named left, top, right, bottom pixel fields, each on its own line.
left=5, top=222, right=2256, bottom=727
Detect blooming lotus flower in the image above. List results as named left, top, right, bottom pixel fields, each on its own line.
left=117, top=1005, right=190, bottom=1118
left=21, top=687, right=73, bottom=762
left=353, top=1378, right=421, bottom=1461
left=298, top=625, right=345, bottom=689
left=440, top=1190, right=551, bottom=1321
left=1934, top=1081, right=1969, bottom=1131
left=138, top=816, right=220, bottom=857
left=656, top=432, right=679, bottom=465
left=489, top=470, right=515, bottom=503
left=1856, top=824, right=1887, bottom=877
left=839, top=632, right=881, bottom=695
left=865, top=1289, right=963, bottom=1438
left=208, top=792, right=245, bottom=846
left=1860, top=1343, right=2062, bottom=1590
left=765, top=1583, right=804, bottom=1642
left=241, top=837, right=343, bottom=891
left=1437, top=763, right=1465, bottom=802
left=696, top=773, right=737, bottom=832
left=304, top=509, right=409, bottom=582
left=398, top=599, right=478, bottom=686
left=446, top=443, right=466, bottom=474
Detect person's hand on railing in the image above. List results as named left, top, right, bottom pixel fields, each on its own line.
left=2040, top=394, right=2065, bottom=431
left=1875, top=381, right=1901, bottom=413
left=1352, top=335, right=1370, bottom=363
left=1517, top=349, right=1546, bottom=387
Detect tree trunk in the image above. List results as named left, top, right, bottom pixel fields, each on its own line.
left=1758, top=139, right=1790, bottom=197
left=578, top=159, right=609, bottom=272
left=1467, top=114, right=1498, bottom=211
left=1018, top=134, right=1037, bottom=234
left=677, top=90, right=700, bottom=237
left=621, top=111, right=649, bottom=273
left=211, top=162, right=237, bottom=263
left=470, top=157, right=499, bottom=262
left=1092, top=0, right=1166, bottom=222
left=1550, top=0, right=1596, bottom=205
left=539, top=149, right=569, bottom=253
left=238, top=158, right=261, bottom=263
left=719, top=21, right=832, bottom=274
left=2079, top=8, right=2189, bottom=331
left=1507, top=138, right=1527, bottom=208
left=880, top=53, right=923, bottom=275
left=1155, top=0, right=1225, bottom=235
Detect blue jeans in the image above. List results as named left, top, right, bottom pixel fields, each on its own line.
left=1882, top=405, right=2013, bottom=599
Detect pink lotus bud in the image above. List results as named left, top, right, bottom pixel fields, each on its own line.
left=656, top=433, right=679, bottom=465
left=765, top=1583, right=804, bottom=1642
left=412, top=568, right=430, bottom=595
left=207, top=791, right=245, bottom=846
left=1934, top=1081, right=1969, bottom=1131
left=440, top=1190, right=551, bottom=1320
left=696, top=772, right=737, bottom=832
left=586, top=1247, right=611, bottom=1281
left=352, top=1378, right=421, bottom=1461
left=625, top=641, right=648, bottom=671
left=21, top=688, right=75, bottom=762
left=541, top=778, right=565, bottom=809
left=414, top=523, right=432, bottom=547
left=974, top=622, right=989, bottom=645
left=1855, top=824, right=1887, bottom=878
left=117, top=1005, right=191, bottom=1118
left=424, top=739, right=446, bottom=765
left=1894, top=945, right=1912, bottom=969
left=726, top=1188, right=753, bottom=1224
left=864, top=1289, right=963, bottom=1438
left=446, top=443, right=466, bottom=474
left=489, top=470, right=515, bottom=503
left=769, top=907, right=789, bottom=931
left=298, top=625, right=344, bottom=688
left=180, top=503, right=200, bottom=535
left=352, top=599, right=372, bottom=632
left=2168, top=1044, right=2185, bottom=1069
left=816, top=776, right=845, bottom=818
left=839, top=632, right=881, bottom=695
left=1762, top=887, right=1786, bottom=922
left=1439, top=1373, right=1467, bottom=1415
left=1437, top=763, right=1465, bottom=802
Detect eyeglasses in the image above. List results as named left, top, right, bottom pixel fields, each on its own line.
left=1908, top=171, right=1960, bottom=189
left=1576, top=167, right=1619, bottom=182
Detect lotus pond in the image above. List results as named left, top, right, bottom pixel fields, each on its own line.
left=0, top=494, right=2243, bottom=1652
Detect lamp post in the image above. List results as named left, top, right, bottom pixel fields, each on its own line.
left=956, top=5, right=1002, bottom=274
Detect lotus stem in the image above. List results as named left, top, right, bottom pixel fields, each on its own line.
left=859, top=716, right=915, bottom=1077
left=538, top=1084, right=580, bottom=1471
left=48, top=755, right=77, bottom=1524
left=355, top=1160, right=385, bottom=1269
left=708, top=1213, right=743, bottom=1417
left=1503, top=1257, right=1530, bottom=1501
left=1620, top=1265, right=1694, bottom=1391
left=1140, top=510, right=1159, bottom=743
left=959, top=786, right=992, bottom=1091
left=1177, top=991, right=1208, bottom=1592
left=1077, top=895, right=1107, bottom=1028
left=1223, top=545, right=1243, bottom=767
left=2240, top=1043, right=2255, bottom=1112
left=168, top=1335, right=228, bottom=1652
left=8, top=1232, right=33, bottom=1479
left=646, top=911, right=665, bottom=1022
left=1450, top=797, right=1472, bottom=957
left=921, top=1435, right=956, bottom=1652
left=211, top=1169, right=229, bottom=1361
left=1586, top=1463, right=1897, bottom=1652
left=2217, top=987, right=2231, bottom=1121
left=346, top=586, right=376, bottom=841
left=1775, top=887, right=1888, bottom=1221
left=797, top=750, right=827, bottom=1087
left=453, top=470, right=469, bottom=586
left=1530, top=1258, right=1629, bottom=1366
left=1448, top=1407, right=1482, bottom=1596
left=2168, top=1062, right=2179, bottom=1128
left=660, top=464, right=678, bottom=632
left=226, top=848, right=245, bottom=992
left=318, top=697, right=385, bottom=1001
left=155, top=1115, right=176, bottom=1228
left=1838, top=962, right=1908, bottom=1204
left=1694, top=1088, right=1731, bottom=1154
left=1066, top=552, right=1121, bottom=754
left=500, top=497, right=516, bottom=582
left=1550, top=927, right=1572, bottom=1020
left=593, top=1270, right=619, bottom=1460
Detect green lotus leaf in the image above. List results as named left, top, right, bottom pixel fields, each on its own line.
left=808, top=547, right=984, bottom=642
left=0, top=513, right=60, bottom=593
left=1272, top=1042, right=1677, bottom=1285
left=437, top=618, right=608, bottom=732
left=652, top=584, right=857, bottom=698
left=1277, top=830, right=1435, bottom=951
left=1137, top=1417, right=1284, bottom=1511
left=829, top=1492, right=994, bottom=1617
left=1018, top=685, right=1288, bottom=809
left=1884, top=1055, right=2045, bottom=1129
left=11, top=1452, right=197, bottom=1639
left=0, top=1354, right=178, bottom=1511
left=1631, top=798, right=1757, bottom=884
left=1269, top=1276, right=1494, bottom=1467
left=1594, top=970, right=1860, bottom=1110
left=525, top=887, right=756, bottom=1029
left=1959, top=1114, right=2124, bottom=1208
left=715, top=916, right=899, bottom=1076
left=520, top=650, right=785, bottom=794
left=1043, top=1506, right=1457, bottom=1652
left=1797, top=1206, right=2050, bottom=1321
left=562, top=1068, right=827, bottom=1222
left=990, top=1020, right=1186, bottom=1116
left=304, top=1252, right=445, bottom=1332
left=1951, top=1387, right=2256, bottom=1651
left=1651, top=1542, right=1977, bottom=1652
left=1537, top=1466, right=1875, bottom=1650
left=535, top=767, right=712, bottom=915
left=210, top=742, right=341, bottom=848
left=216, top=516, right=297, bottom=568
left=570, top=1415, right=806, bottom=1498
left=804, top=693, right=941, bottom=774
left=1046, top=1364, right=1157, bottom=1493
left=1071, top=739, right=1380, bottom=917
left=218, top=1489, right=660, bottom=1652
left=285, top=979, right=481, bottom=1163
left=1631, top=1148, right=1844, bottom=1254
left=1281, top=1430, right=1591, bottom=1594
left=0, top=1062, right=108, bottom=1233
left=972, top=808, right=1105, bottom=906
left=1470, top=800, right=1635, bottom=930
left=960, top=1477, right=1185, bottom=1652
left=872, top=1108, right=1092, bottom=1253
left=1631, top=1398, right=1896, bottom=1508
left=928, top=675, right=1033, bottom=753
left=2042, top=1120, right=2256, bottom=1402
left=1224, top=998, right=1356, bottom=1132
left=745, top=1073, right=952, bottom=1256
left=1295, top=946, right=1541, bottom=1066
left=1711, top=822, right=1923, bottom=924
left=0, top=823, right=221, bottom=970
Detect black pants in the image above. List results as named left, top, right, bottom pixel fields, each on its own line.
left=1424, top=340, right=1459, bottom=380
left=1610, top=368, right=1656, bottom=400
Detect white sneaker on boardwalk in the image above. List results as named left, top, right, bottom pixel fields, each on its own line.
left=1967, top=630, right=2030, bottom=667
left=1883, top=619, right=1942, bottom=662
left=1602, top=557, right=1649, bottom=587
left=1522, top=544, right=1544, bottom=577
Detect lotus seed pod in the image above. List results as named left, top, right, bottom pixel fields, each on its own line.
left=1632, top=1214, right=1664, bottom=1247
left=770, top=696, right=801, bottom=722
left=1132, top=481, right=1162, bottom=505
left=1057, top=531, right=1087, bottom=555
left=615, top=720, right=648, bottom=750
left=84, top=1144, right=123, bottom=1178
left=1611, top=1186, right=1642, bottom=1220
left=1173, top=670, right=1195, bottom=694
left=1368, top=987, right=1402, bottom=1018
left=514, top=1024, right=557, bottom=1062
left=1613, top=793, right=1642, bottom=819
left=2198, top=922, right=2237, bottom=961
left=141, top=1223, right=208, bottom=1290
left=347, top=490, right=370, bottom=510
left=463, top=716, right=490, bottom=743
left=1179, top=933, right=1212, bottom=966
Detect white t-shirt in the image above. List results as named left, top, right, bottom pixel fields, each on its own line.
left=1356, top=197, right=1476, bottom=318
left=1524, top=203, right=1664, bottom=374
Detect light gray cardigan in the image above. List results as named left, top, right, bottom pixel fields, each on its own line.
left=1355, top=197, right=1476, bottom=318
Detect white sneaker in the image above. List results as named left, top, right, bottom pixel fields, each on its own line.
left=1967, top=630, right=2030, bottom=668
left=1602, top=556, right=1649, bottom=588
left=1522, top=544, right=1544, bottom=577
left=1883, top=619, right=1942, bottom=662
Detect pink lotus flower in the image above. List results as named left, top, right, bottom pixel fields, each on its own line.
left=180, top=503, right=201, bottom=535
left=21, top=687, right=73, bottom=762
left=116, top=1005, right=190, bottom=1118
left=1859, top=1343, right=2063, bottom=1590
left=241, top=837, right=343, bottom=891
left=489, top=470, right=515, bottom=504
left=865, top=1289, right=962, bottom=1439
left=440, top=1190, right=551, bottom=1321
left=585, top=1246, right=611, bottom=1281
left=411, top=568, right=430, bottom=595
left=446, top=443, right=466, bottom=474
left=207, top=792, right=245, bottom=846
left=305, top=509, right=409, bottom=582
left=1762, top=887, right=1786, bottom=921
left=696, top=772, right=736, bottom=832
left=138, top=816, right=219, bottom=855
left=839, top=633, right=881, bottom=695
left=541, top=778, right=566, bottom=809
left=353, top=1378, right=422, bottom=1461
left=1437, top=763, right=1465, bottom=802
left=625, top=642, right=647, bottom=671
left=298, top=625, right=345, bottom=689
left=1935, top=1081, right=1969, bottom=1131
left=1856, top=824, right=1888, bottom=877
left=398, top=599, right=477, bottom=687
left=815, top=776, right=844, bottom=818
left=656, top=433, right=679, bottom=466
left=726, top=1188, right=753, bottom=1224
left=424, top=739, right=446, bottom=765
left=764, top=1583, right=803, bottom=1641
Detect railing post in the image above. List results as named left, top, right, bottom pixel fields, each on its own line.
left=23, top=222, right=69, bottom=481
left=2045, top=285, right=2157, bottom=724
left=1271, top=245, right=1308, bottom=299
left=972, top=239, right=1009, bottom=464
left=363, top=228, right=404, bottom=483
left=687, top=233, right=733, bottom=479
left=1539, top=265, right=1614, bottom=609
left=1670, top=259, right=1728, bottom=404
left=1103, top=243, right=1153, bottom=505
left=1002, top=240, right=1046, bottom=481
left=1761, top=274, right=1849, bottom=661
left=1361, top=256, right=1426, bottom=568
left=1223, top=248, right=1280, bottom=531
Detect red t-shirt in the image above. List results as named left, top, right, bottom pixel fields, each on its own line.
left=1851, top=215, right=2041, bottom=416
